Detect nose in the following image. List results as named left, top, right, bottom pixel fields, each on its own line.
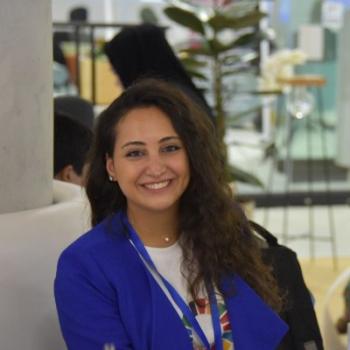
left=145, top=154, right=166, bottom=177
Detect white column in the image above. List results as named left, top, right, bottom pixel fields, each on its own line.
left=0, top=0, right=53, bottom=214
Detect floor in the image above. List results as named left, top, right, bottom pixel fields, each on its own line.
left=254, top=205, right=350, bottom=259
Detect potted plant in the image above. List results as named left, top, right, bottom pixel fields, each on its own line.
left=163, top=0, right=268, bottom=187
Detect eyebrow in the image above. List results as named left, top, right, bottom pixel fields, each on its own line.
left=121, top=141, right=144, bottom=149
left=121, top=136, right=180, bottom=149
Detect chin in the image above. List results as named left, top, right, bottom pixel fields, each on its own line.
left=140, top=199, right=179, bottom=214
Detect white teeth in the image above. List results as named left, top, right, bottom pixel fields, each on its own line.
left=144, top=180, right=170, bottom=190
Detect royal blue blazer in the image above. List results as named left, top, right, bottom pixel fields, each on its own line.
left=54, top=211, right=288, bottom=349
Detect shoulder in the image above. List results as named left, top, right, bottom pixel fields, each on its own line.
left=67, top=211, right=125, bottom=249
left=56, top=211, right=127, bottom=274
left=55, top=210, right=147, bottom=303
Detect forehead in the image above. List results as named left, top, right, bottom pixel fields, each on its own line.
left=114, top=106, right=178, bottom=143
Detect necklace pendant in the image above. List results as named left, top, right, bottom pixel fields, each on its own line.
left=163, top=236, right=171, bottom=243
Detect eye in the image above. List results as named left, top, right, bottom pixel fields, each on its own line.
left=125, top=149, right=145, bottom=158
left=162, top=144, right=181, bottom=153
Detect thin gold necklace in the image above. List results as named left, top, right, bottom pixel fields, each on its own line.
left=161, top=234, right=175, bottom=244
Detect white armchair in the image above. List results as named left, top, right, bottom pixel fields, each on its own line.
left=322, top=267, right=350, bottom=350
left=0, top=181, right=90, bottom=350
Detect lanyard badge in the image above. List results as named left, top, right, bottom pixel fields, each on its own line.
left=121, top=212, right=223, bottom=350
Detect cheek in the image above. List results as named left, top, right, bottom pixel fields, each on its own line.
left=177, top=155, right=191, bottom=180
left=115, top=161, right=141, bottom=183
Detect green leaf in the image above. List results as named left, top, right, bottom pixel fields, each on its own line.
left=208, top=32, right=259, bottom=55
left=184, top=67, right=208, bottom=81
left=208, top=38, right=245, bottom=55
left=164, top=6, right=205, bottom=35
left=231, top=32, right=259, bottom=47
left=222, top=66, right=257, bottom=76
left=226, top=106, right=262, bottom=126
left=208, top=9, right=266, bottom=32
left=241, top=89, right=283, bottom=95
left=221, top=2, right=258, bottom=18
left=180, top=56, right=207, bottom=69
left=222, top=52, right=258, bottom=68
left=208, top=38, right=227, bottom=54
left=227, top=164, right=263, bottom=187
left=180, top=44, right=212, bottom=56
left=239, top=51, right=259, bottom=63
left=222, top=54, right=241, bottom=65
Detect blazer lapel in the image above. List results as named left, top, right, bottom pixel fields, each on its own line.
left=224, top=276, right=288, bottom=350
left=148, top=273, right=193, bottom=350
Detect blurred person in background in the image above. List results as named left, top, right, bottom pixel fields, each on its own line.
left=54, top=112, right=93, bottom=186
left=104, top=23, right=214, bottom=121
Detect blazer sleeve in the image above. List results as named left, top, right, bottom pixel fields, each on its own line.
left=54, top=247, right=133, bottom=350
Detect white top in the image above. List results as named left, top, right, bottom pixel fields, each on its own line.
left=144, top=242, right=234, bottom=350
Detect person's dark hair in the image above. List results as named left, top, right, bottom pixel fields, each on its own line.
left=69, top=7, right=88, bottom=22
left=103, top=23, right=214, bottom=120
left=86, top=78, right=282, bottom=312
left=54, top=112, right=93, bottom=176
left=54, top=96, right=95, bottom=130
left=53, top=36, right=68, bottom=68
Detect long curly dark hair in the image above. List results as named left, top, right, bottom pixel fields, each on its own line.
left=86, top=78, right=282, bottom=312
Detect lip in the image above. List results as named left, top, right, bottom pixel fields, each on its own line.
left=140, top=179, right=173, bottom=191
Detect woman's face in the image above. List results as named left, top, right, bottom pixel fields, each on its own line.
left=106, top=106, right=190, bottom=217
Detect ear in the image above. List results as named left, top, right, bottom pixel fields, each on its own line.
left=106, top=155, right=117, bottom=181
left=55, top=165, right=83, bottom=186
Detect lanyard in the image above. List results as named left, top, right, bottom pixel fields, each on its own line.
left=121, top=212, right=223, bottom=350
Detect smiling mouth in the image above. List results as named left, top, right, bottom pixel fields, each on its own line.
left=142, top=180, right=171, bottom=190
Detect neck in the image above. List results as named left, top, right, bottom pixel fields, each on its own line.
left=127, top=207, right=180, bottom=248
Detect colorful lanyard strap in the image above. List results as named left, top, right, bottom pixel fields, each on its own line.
left=121, top=212, right=223, bottom=350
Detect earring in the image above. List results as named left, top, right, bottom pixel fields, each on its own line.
left=108, top=175, right=114, bottom=182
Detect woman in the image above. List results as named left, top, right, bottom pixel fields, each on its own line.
left=54, top=79, right=288, bottom=349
